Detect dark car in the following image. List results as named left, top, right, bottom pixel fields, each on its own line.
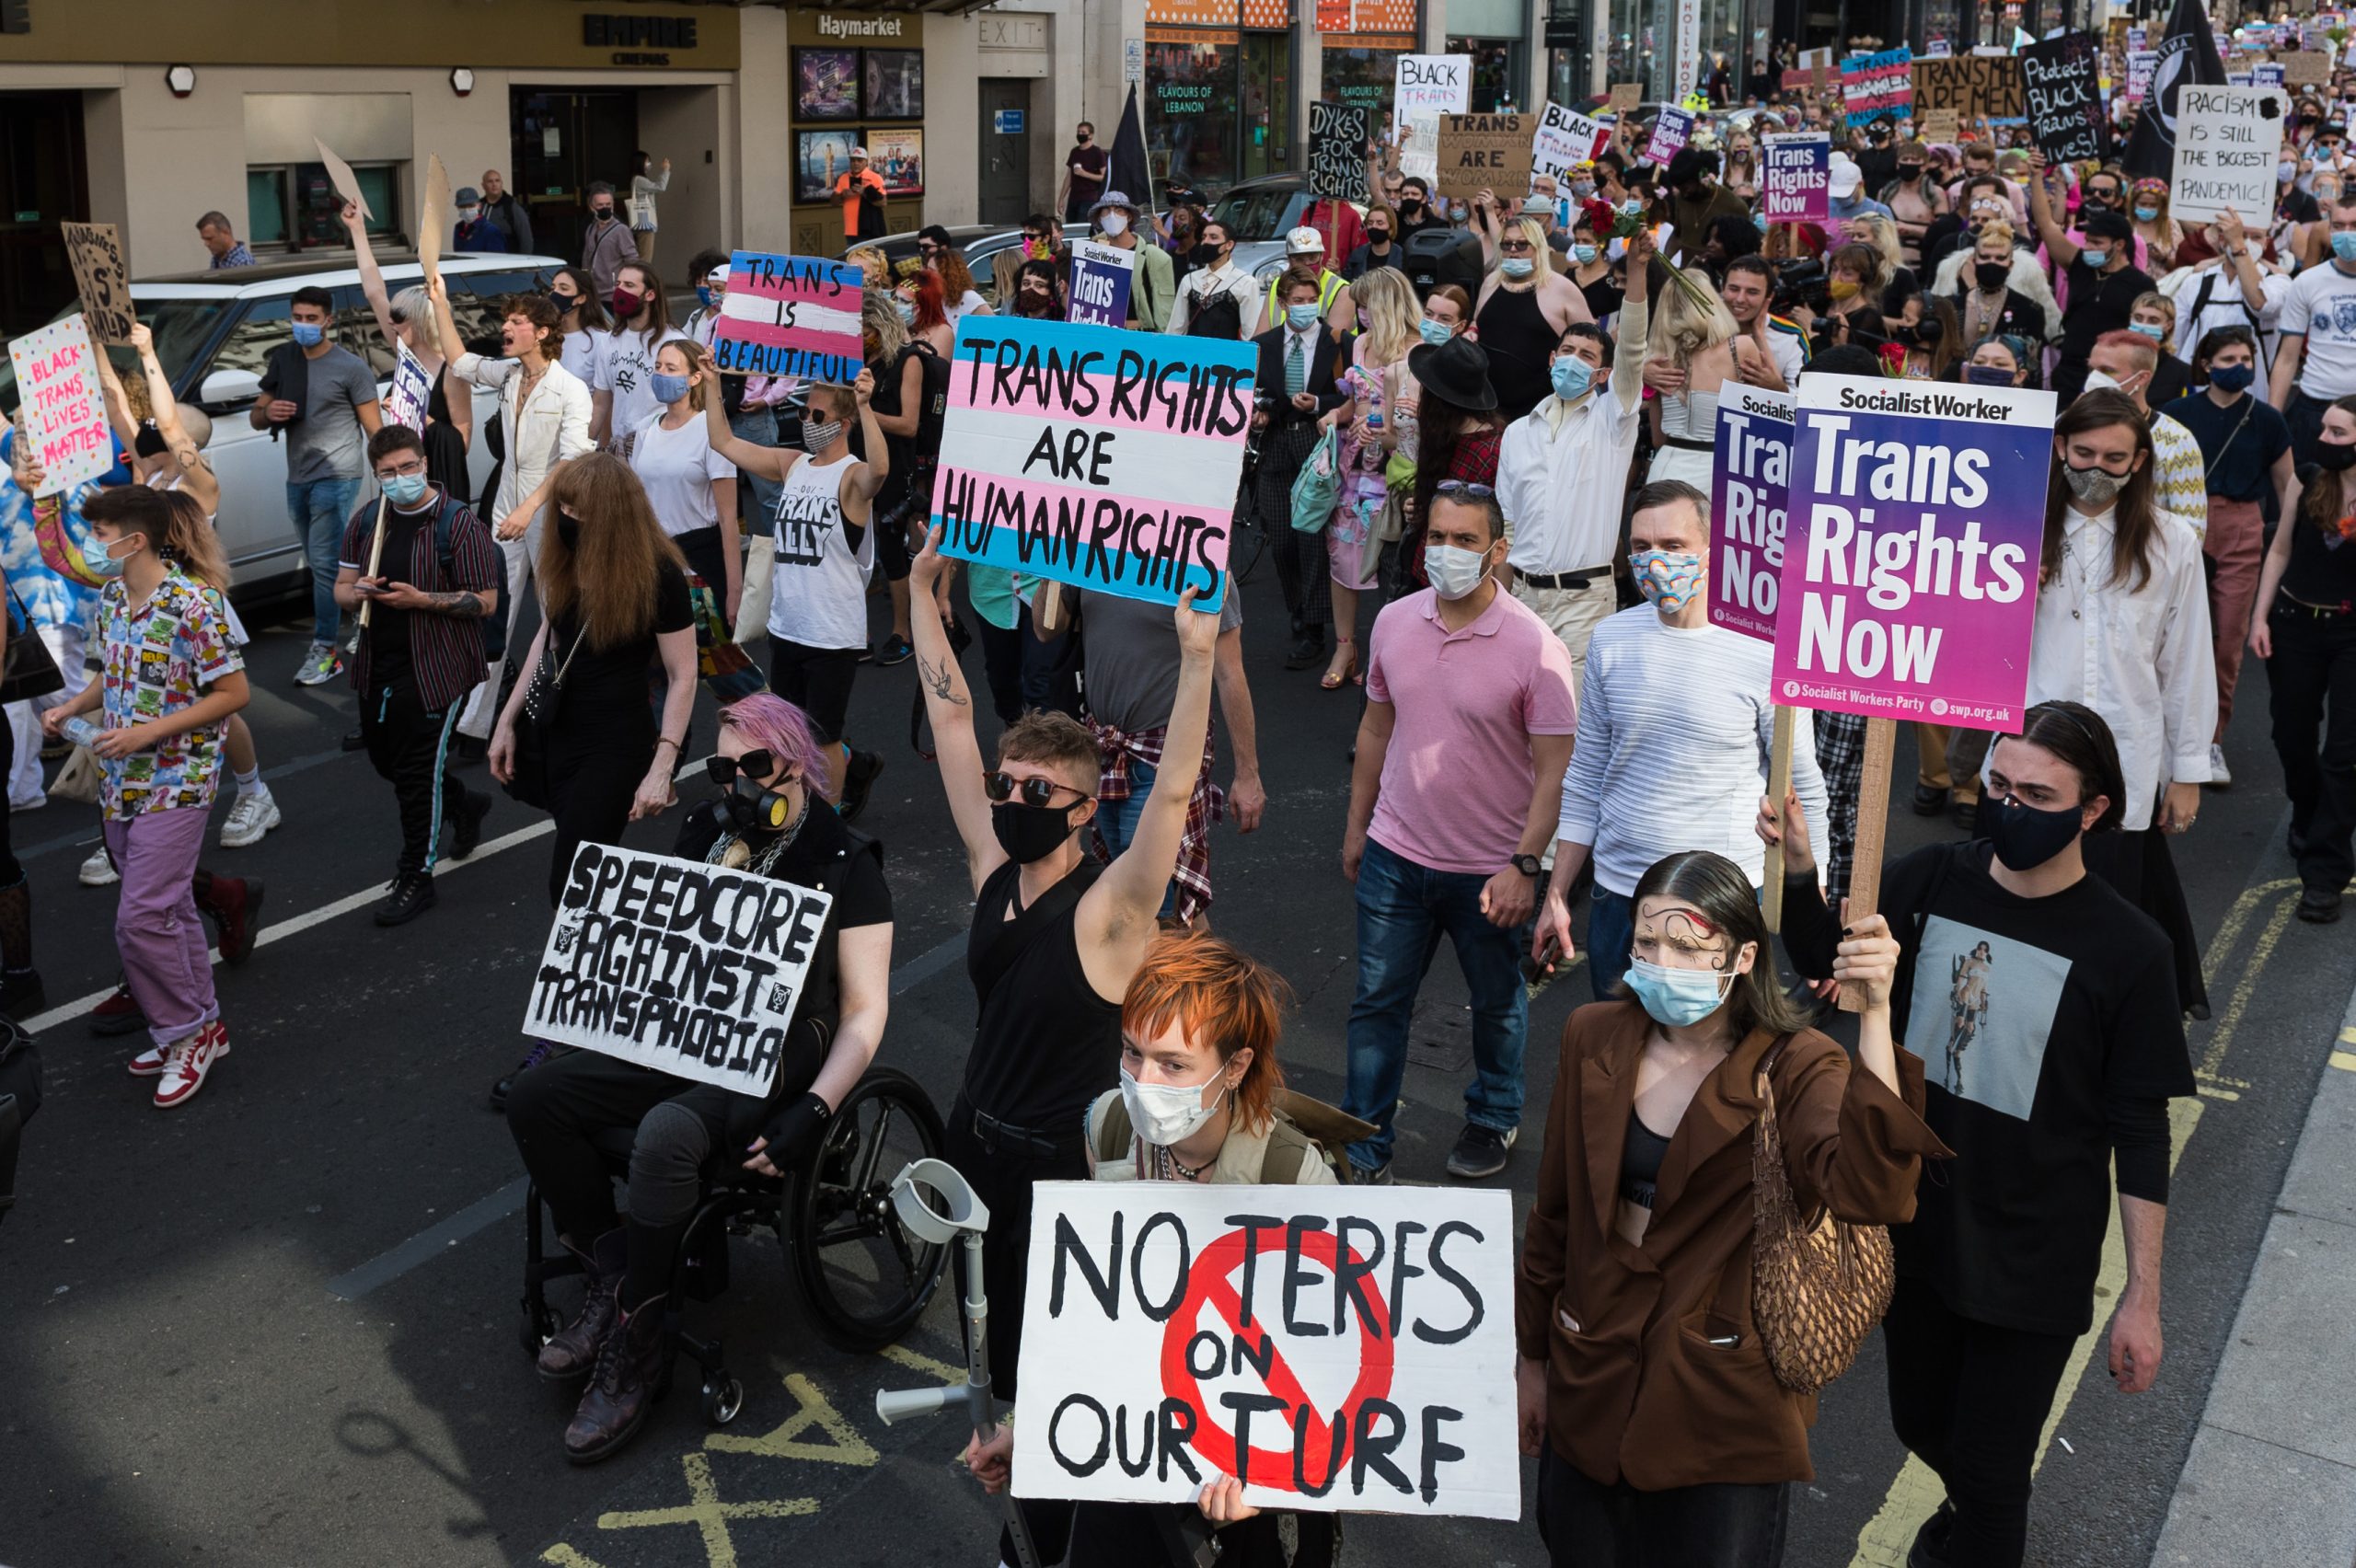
left=845, top=223, right=1091, bottom=306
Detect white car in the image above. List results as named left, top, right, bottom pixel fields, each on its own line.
left=3, top=250, right=570, bottom=604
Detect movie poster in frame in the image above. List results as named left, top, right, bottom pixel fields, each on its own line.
left=866, top=50, right=925, bottom=120
left=795, top=47, right=861, bottom=121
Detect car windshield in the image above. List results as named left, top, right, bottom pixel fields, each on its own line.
left=0, top=296, right=234, bottom=413
left=1210, top=186, right=1294, bottom=241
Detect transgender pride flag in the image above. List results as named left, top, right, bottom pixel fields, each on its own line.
left=711, top=251, right=865, bottom=383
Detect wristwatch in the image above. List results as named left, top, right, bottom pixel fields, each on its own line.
left=1511, top=853, right=1542, bottom=878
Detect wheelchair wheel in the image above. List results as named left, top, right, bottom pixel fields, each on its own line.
left=702, top=1375, right=745, bottom=1426
left=780, top=1066, right=949, bottom=1353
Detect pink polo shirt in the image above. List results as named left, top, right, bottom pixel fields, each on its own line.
left=1364, top=585, right=1579, bottom=874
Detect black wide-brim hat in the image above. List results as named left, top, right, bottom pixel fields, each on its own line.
left=1407, top=334, right=1498, bottom=412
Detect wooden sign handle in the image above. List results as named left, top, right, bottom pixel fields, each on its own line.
left=357, top=492, right=389, bottom=631
left=1761, top=705, right=1796, bottom=932
left=1837, top=717, right=1899, bottom=1013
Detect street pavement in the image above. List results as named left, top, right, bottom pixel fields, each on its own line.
left=0, top=555, right=2349, bottom=1568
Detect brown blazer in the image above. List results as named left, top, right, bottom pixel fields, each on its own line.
left=1515, top=1000, right=1948, bottom=1490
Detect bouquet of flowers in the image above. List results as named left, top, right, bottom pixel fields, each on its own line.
left=1576, top=197, right=1720, bottom=313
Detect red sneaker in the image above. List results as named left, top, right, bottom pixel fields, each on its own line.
left=89, top=985, right=148, bottom=1038
left=201, top=878, right=266, bottom=967
left=131, top=1026, right=229, bottom=1078
left=154, top=1020, right=227, bottom=1109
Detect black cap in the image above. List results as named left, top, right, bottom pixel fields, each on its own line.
left=2081, top=208, right=2134, bottom=243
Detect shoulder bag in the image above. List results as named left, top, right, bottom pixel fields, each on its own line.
left=503, top=619, right=591, bottom=812
left=1750, top=1034, right=1897, bottom=1394
left=0, top=589, right=64, bottom=705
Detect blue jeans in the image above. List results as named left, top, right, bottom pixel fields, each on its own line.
left=1588, top=884, right=1635, bottom=1004
left=1095, top=753, right=1178, bottom=921
left=728, top=404, right=783, bottom=531
left=1342, top=837, right=1530, bottom=1170
left=286, top=477, right=361, bottom=646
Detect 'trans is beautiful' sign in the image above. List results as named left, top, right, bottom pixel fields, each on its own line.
left=710, top=251, right=865, bottom=381
left=1773, top=375, right=2055, bottom=727
left=932, top=316, right=1256, bottom=612
left=1710, top=385, right=1793, bottom=643
left=525, top=842, right=835, bottom=1098
left=1011, top=1182, right=1519, bottom=1519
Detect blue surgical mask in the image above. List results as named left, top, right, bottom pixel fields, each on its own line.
left=2080, top=248, right=2110, bottom=270
left=290, top=321, right=326, bottom=348
left=1571, top=243, right=1599, bottom=264
left=651, top=371, right=692, bottom=405
left=2129, top=320, right=2165, bottom=340
left=895, top=300, right=917, bottom=326
left=80, top=536, right=131, bottom=579
left=1419, top=317, right=1452, bottom=345
left=1287, top=303, right=1320, bottom=329
left=381, top=472, right=429, bottom=507
left=1751, top=211, right=1770, bottom=232
left=696, top=285, right=716, bottom=309
left=1551, top=356, right=1595, bottom=400
left=1500, top=257, right=1536, bottom=279
left=1623, top=957, right=1734, bottom=1027
left=2133, top=204, right=2161, bottom=223
left=2333, top=229, right=2356, bottom=265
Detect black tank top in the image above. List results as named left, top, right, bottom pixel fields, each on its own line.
left=1474, top=283, right=1554, bottom=422
left=962, top=858, right=1124, bottom=1133
left=1621, top=1109, right=1673, bottom=1210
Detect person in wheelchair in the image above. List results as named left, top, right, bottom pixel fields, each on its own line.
left=505, top=692, right=893, bottom=1463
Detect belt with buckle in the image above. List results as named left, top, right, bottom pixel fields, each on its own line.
left=1519, top=564, right=1611, bottom=590
left=971, top=1106, right=1069, bottom=1159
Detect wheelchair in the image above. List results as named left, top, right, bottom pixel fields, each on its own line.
left=517, top=1063, right=951, bottom=1425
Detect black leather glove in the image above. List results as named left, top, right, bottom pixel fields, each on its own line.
left=753, top=1091, right=832, bottom=1170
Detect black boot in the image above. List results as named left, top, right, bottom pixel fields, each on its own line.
left=537, top=1228, right=625, bottom=1381
left=563, top=1290, right=671, bottom=1464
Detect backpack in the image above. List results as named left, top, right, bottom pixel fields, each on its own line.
left=355, top=490, right=510, bottom=663
left=907, top=340, right=952, bottom=462
left=1086, top=1088, right=1358, bottom=1184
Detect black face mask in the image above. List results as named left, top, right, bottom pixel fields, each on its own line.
left=557, top=514, right=581, bottom=550
left=1974, top=259, right=2012, bottom=292
left=1367, top=227, right=1391, bottom=243
left=1983, top=792, right=2085, bottom=871
left=1399, top=197, right=1423, bottom=213
left=1898, top=164, right=1923, bottom=181
left=133, top=422, right=169, bottom=458
left=2316, top=440, right=2356, bottom=471
left=991, top=800, right=1078, bottom=863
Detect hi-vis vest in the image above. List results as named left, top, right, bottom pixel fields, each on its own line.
left=1264, top=267, right=1346, bottom=326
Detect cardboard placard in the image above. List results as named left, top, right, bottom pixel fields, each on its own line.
left=419, top=154, right=452, bottom=282
left=2171, top=84, right=2286, bottom=223
left=385, top=343, right=433, bottom=432
left=1531, top=101, right=1609, bottom=183
left=710, top=250, right=865, bottom=380
left=1309, top=99, right=1373, bottom=202
left=1773, top=375, right=2055, bottom=728
left=1711, top=385, right=1794, bottom=644
left=7, top=316, right=112, bottom=497
left=1761, top=132, right=1831, bottom=226
left=2283, top=47, right=2336, bottom=83
left=1011, top=1182, right=1520, bottom=1520
left=1842, top=46, right=1916, bottom=125
left=1912, top=54, right=2027, bottom=119
left=59, top=221, right=133, bottom=346
left=1066, top=239, right=1137, bottom=329
left=1644, top=106, right=1695, bottom=166
left=314, top=137, right=375, bottom=223
left=1608, top=81, right=1643, bottom=112
left=931, top=315, right=1255, bottom=612
left=1918, top=108, right=1961, bottom=143
left=2019, top=31, right=2110, bottom=162
left=1434, top=111, right=1532, bottom=199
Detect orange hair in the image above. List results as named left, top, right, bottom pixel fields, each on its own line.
left=1121, top=928, right=1290, bottom=1135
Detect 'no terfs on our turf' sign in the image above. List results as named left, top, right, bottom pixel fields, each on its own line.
left=525, top=842, right=835, bottom=1098
left=1011, top=1182, right=1519, bottom=1519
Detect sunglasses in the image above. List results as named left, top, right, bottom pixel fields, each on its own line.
left=706, top=750, right=778, bottom=787
left=1435, top=481, right=1496, bottom=499
left=983, top=770, right=1090, bottom=808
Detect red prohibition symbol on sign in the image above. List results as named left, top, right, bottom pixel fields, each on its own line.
left=1159, top=1226, right=1396, bottom=1492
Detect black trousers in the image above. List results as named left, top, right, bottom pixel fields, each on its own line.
left=1256, top=420, right=1331, bottom=631
left=2286, top=387, right=2333, bottom=468
left=1882, top=1274, right=2078, bottom=1568
left=543, top=729, right=653, bottom=907
left=942, top=1091, right=1086, bottom=1567
left=2268, top=600, right=2356, bottom=894
left=1536, top=1441, right=1788, bottom=1567
left=975, top=605, right=1083, bottom=727
left=362, top=674, right=467, bottom=879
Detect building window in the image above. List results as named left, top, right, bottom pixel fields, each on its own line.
left=245, top=161, right=403, bottom=252
left=1445, top=36, right=1526, bottom=111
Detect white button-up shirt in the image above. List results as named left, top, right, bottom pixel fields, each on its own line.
left=2024, top=503, right=2216, bottom=831
left=1497, top=296, right=1651, bottom=575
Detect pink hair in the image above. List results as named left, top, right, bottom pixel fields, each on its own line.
left=719, top=693, right=831, bottom=786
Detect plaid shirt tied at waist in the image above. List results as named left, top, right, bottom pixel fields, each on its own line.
left=1084, top=714, right=1223, bottom=926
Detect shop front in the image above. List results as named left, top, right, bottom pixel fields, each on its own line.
left=1146, top=0, right=1297, bottom=197
left=781, top=8, right=933, bottom=257
left=1314, top=0, right=1418, bottom=138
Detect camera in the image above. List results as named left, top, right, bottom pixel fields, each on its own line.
left=1770, top=256, right=1830, bottom=317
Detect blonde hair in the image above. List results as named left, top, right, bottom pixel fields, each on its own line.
left=1650, top=266, right=1739, bottom=367
left=1351, top=267, right=1421, bottom=367
left=1849, top=212, right=1906, bottom=280
left=1974, top=218, right=2017, bottom=251
left=860, top=288, right=908, bottom=362
left=540, top=453, right=687, bottom=649
left=657, top=338, right=713, bottom=411
left=1500, top=217, right=1554, bottom=279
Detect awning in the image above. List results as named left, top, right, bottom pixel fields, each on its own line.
left=754, top=0, right=1003, bottom=17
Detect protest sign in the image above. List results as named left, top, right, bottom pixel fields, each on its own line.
left=2284, top=48, right=2335, bottom=84
left=2019, top=31, right=2110, bottom=162
left=1912, top=53, right=2026, bottom=118
left=710, top=250, right=865, bottom=381
left=314, top=137, right=374, bottom=223
left=1925, top=36, right=1952, bottom=58
left=2251, top=62, right=2288, bottom=86
left=1644, top=106, right=1695, bottom=166
left=1434, top=112, right=1531, bottom=199
left=525, top=843, right=834, bottom=1098
left=1773, top=375, right=2054, bottom=730
left=418, top=154, right=451, bottom=283
left=1531, top=101, right=1608, bottom=184
left=2126, top=50, right=2160, bottom=100
left=1711, top=385, right=1793, bottom=644
left=1308, top=100, right=1372, bottom=202
left=1608, top=81, right=1642, bottom=112
left=931, top=315, right=1255, bottom=613
left=1066, top=239, right=1136, bottom=329
left=1918, top=108, right=1960, bottom=141
left=2129, top=25, right=2148, bottom=49
left=10, top=317, right=112, bottom=496
left=385, top=344, right=433, bottom=433
left=1011, top=1181, right=1519, bottom=1519
left=59, top=221, right=133, bottom=346
left=1394, top=54, right=1471, bottom=181
left=1761, top=133, right=1831, bottom=224
left=1842, top=47, right=1916, bottom=125
left=2171, top=84, right=2286, bottom=223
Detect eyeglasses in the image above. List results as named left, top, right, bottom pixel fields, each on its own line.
left=1434, top=481, right=1496, bottom=499
left=374, top=460, right=426, bottom=480
left=707, top=750, right=777, bottom=787
left=983, top=770, right=1091, bottom=808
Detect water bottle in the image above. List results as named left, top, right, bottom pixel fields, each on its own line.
left=61, top=716, right=102, bottom=749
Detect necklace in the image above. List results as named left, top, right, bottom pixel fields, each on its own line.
left=706, top=793, right=812, bottom=876
left=1152, top=1143, right=1212, bottom=1182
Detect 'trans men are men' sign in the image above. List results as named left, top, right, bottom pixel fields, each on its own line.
left=525, top=842, right=835, bottom=1098
left=2170, top=86, right=2286, bottom=224
left=931, top=315, right=1256, bottom=613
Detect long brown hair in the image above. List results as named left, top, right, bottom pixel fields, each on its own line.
left=2296, top=393, right=2356, bottom=538
left=614, top=261, right=671, bottom=352
left=936, top=248, right=978, bottom=305
left=539, top=453, right=685, bottom=649
left=1621, top=851, right=1815, bottom=1038
left=552, top=266, right=611, bottom=332
left=2043, top=390, right=2159, bottom=594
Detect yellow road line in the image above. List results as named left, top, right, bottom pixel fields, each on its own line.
left=2330, top=1051, right=2356, bottom=1074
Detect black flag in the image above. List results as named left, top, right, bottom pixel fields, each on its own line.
left=2121, top=0, right=2226, bottom=180
left=1109, top=83, right=1153, bottom=225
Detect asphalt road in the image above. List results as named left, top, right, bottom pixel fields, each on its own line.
left=0, top=557, right=2347, bottom=1568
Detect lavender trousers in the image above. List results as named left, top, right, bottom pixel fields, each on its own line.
left=103, top=806, right=217, bottom=1049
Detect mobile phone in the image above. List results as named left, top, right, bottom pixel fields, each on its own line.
left=1521, top=936, right=1564, bottom=984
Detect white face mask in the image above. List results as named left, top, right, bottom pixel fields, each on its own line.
left=1425, top=542, right=1492, bottom=599
left=1100, top=212, right=1131, bottom=237
left=1120, top=1065, right=1230, bottom=1147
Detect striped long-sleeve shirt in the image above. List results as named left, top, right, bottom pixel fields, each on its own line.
left=1557, top=605, right=1830, bottom=899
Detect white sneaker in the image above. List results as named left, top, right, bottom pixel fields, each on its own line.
left=293, top=645, right=344, bottom=687
left=154, top=1020, right=227, bottom=1109
left=2208, top=743, right=2232, bottom=790
left=219, top=790, right=282, bottom=848
left=78, top=845, right=119, bottom=886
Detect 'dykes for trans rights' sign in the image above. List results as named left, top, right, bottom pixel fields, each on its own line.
left=710, top=250, right=865, bottom=383
left=1710, top=384, right=1793, bottom=643
left=932, top=316, right=1257, bottom=612
left=1011, top=1182, right=1519, bottom=1519
left=1772, top=375, right=2054, bottom=727
left=525, top=842, right=834, bottom=1098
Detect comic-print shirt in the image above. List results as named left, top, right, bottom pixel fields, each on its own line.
left=96, top=568, right=243, bottom=820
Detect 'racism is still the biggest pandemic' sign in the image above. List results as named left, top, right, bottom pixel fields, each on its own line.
left=1773, top=375, right=2055, bottom=728
left=1011, top=1182, right=1519, bottom=1519
left=932, top=316, right=1256, bottom=612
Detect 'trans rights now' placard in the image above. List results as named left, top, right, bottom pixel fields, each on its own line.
left=931, top=315, right=1256, bottom=612
left=1710, top=385, right=1794, bottom=643
left=1773, top=375, right=2055, bottom=728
